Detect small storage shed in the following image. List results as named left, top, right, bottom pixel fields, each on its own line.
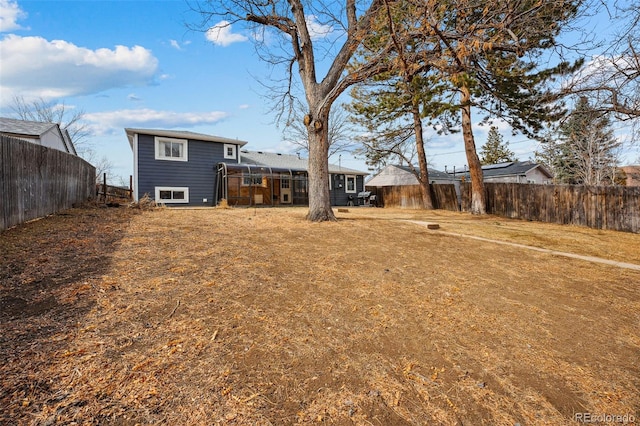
left=365, top=165, right=459, bottom=210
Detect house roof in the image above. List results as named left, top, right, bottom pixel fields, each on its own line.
left=449, top=161, right=553, bottom=179
left=366, top=164, right=454, bottom=187
left=125, top=128, right=249, bottom=149
left=238, top=150, right=367, bottom=175
left=0, top=117, right=59, bottom=138
left=484, top=161, right=551, bottom=178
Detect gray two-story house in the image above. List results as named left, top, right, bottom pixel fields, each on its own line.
left=126, top=128, right=367, bottom=207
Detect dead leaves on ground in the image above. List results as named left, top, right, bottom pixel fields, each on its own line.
left=1, top=206, right=639, bottom=425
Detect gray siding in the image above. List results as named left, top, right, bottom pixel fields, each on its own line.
left=330, top=174, right=365, bottom=206
left=137, top=133, right=238, bottom=206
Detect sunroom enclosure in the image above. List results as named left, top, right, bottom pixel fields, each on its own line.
left=216, top=163, right=309, bottom=206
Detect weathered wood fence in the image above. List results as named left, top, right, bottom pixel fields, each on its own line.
left=461, top=182, right=640, bottom=233
left=1, top=135, right=96, bottom=231
left=367, top=184, right=460, bottom=211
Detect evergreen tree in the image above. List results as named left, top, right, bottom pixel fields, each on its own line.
left=538, top=97, right=621, bottom=185
left=480, top=127, right=516, bottom=165
left=349, top=0, right=583, bottom=214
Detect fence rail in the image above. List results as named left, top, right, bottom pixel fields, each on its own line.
left=96, top=174, right=133, bottom=202
left=96, top=184, right=133, bottom=202
left=1, top=135, right=96, bottom=231
left=461, top=182, right=640, bottom=233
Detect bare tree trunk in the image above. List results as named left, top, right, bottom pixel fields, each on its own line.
left=205, top=0, right=390, bottom=221
left=306, top=109, right=336, bottom=221
left=461, top=85, right=486, bottom=214
left=412, top=103, right=434, bottom=209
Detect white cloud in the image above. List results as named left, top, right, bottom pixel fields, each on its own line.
left=248, top=15, right=333, bottom=46
left=168, top=39, right=190, bottom=50
left=306, top=15, right=333, bottom=40
left=85, top=108, right=229, bottom=135
left=238, top=104, right=250, bottom=109
left=0, top=35, right=158, bottom=106
left=127, top=93, right=142, bottom=102
left=251, top=26, right=276, bottom=46
left=206, top=20, right=248, bottom=47
left=0, top=0, right=27, bottom=32
left=427, top=137, right=459, bottom=150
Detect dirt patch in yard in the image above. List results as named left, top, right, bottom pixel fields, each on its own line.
left=1, top=206, right=638, bottom=425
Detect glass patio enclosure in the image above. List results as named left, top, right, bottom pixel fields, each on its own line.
left=215, top=162, right=309, bottom=206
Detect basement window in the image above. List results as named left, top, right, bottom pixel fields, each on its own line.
left=155, top=187, right=189, bottom=204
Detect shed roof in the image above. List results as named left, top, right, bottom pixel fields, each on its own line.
left=0, top=117, right=58, bottom=137
left=125, top=128, right=249, bottom=149
left=366, top=164, right=454, bottom=187
left=0, top=117, right=77, bottom=155
left=61, top=128, right=77, bottom=155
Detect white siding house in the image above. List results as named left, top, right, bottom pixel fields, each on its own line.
left=0, top=117, right=77, bottom=155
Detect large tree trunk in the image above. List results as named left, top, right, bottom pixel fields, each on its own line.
left=306, top=109, right=336, bottom=222
left=460, top=85, right=486, bottom=214
left=412, top=102, right=434, bottom=209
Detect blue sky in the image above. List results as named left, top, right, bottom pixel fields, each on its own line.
left=1, top=0, right=638, bottom=181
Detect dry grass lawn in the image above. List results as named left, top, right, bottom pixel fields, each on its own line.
left=1, top=205, right=638, bottom=425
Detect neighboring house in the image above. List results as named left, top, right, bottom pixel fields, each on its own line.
left=450, top=161, right=553, bottom=184
left=126, top=127, right=367, bottom=207
left=0, top=117, right=77, bottom=155
left=621, top=165, right=640, bottom=187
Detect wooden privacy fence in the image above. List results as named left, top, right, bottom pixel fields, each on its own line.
left=1, top=135, right=96, bottom=231
left=367, top=184, right=460, bottom=211
left=461, top=182, right=640, bottom=233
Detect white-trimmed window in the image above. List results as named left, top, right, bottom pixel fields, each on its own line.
left=155, top=187, right=189, bottom=204
left=155, top=137, right=188, bottom=161
left=224, top=144, right=237, bottom=159
left=345, top=175, right=356, bottom=193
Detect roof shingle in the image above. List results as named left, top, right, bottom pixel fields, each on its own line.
left=0, top=117, right=58, bottom=137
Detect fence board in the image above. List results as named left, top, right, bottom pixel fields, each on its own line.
left=367, top=184, right=459, bottom=211
left=460, top=182, right=640, bottom=233
left=1, top=135, right=95, bottom=231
